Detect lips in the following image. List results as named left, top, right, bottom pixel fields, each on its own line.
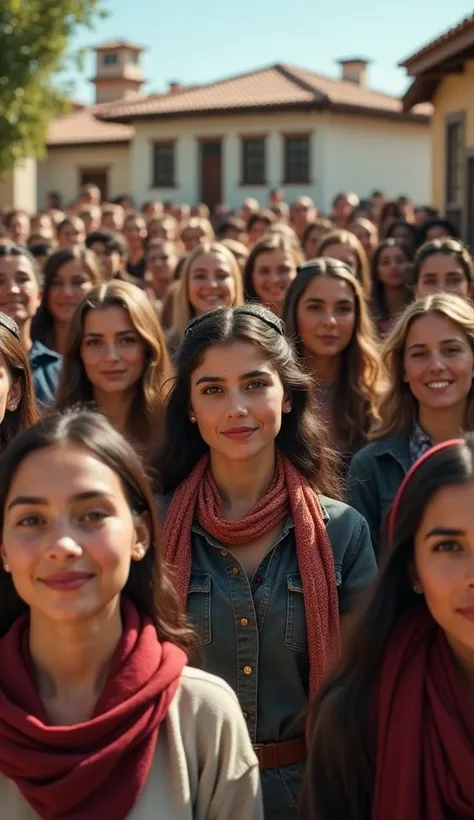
left=222, top=427, right=258, bottom=440
left=457, top=607, right=474, bottom=622
left=39, top=571, right=94, bottom=591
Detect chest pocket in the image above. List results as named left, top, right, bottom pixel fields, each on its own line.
left=285, top=573, right=306, bottom=652
left=285, top=569, right=342, bottom=651
left=187, top=572, right=212, bottom=647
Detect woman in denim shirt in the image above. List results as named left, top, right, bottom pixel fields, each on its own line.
left=347, top=293, right=474, bottom=560
left=153, top=304, right=376, bottom=820
left=282, top=258, right=382, bottom=472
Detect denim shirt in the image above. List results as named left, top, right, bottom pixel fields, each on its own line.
left=28, top=340, right=62, bottom=408
left=347, top=433, right=411, bottom=560
left=161, top=493, right=376, bottom=820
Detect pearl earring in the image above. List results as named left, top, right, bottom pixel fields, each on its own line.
left=190, top=415, right=196, bottom=423
left=8, top=404, right=17, bottom=412
left=284, top=405, right=292, bottom=413
left=413, top=584, right=423, bottom=594
left=2, top=559, right=10, bottom=573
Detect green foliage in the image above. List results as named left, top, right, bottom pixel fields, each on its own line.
left=0, top=0, right=105, bottom=174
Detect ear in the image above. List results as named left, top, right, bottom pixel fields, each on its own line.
left=282, top=391, right=292, bottom=414
left=6, top=380, right=22, bottom=413
left=130, top=512, right=151, bottom=562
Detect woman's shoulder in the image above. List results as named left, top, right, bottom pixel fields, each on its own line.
left=318, top=494, right=375, bottom=574
left=350, top=433, right=410, bottom=467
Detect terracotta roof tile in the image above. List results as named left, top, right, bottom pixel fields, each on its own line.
left=400, top=14, right=474, bottom=68
left=97, top=63, right=430, bottom=122
left=94, top=39, right=144, bottom=52
left=47, top=103, right=134, bottom=147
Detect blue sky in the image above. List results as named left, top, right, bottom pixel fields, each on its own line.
left=65, top=1, right=474, bottom=104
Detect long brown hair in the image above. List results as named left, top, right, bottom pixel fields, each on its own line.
left=283, top=259, right=381, bottom=453
left=371, top=293, right=474, bottom=439
left=31, top=247, right=102, bottom=348
left=0, top=408, right=194, bottom=652
left=0, top=322, right=38, bottom=449
left=243, top=233, right=304, bottom=302
left=316, top=229, right=371, bottom=299
left=54, top=280, right=171, bottom=454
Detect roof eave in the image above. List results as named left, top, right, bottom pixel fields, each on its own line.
left=327, top=101, right=431, bottom=123
left=400, top=22, right=474, bottom=75
left=401, top=77, right=440, bottom=112
left=46, top=137, right=132, bottom=149
left=96, top=99, right=326, bottom=124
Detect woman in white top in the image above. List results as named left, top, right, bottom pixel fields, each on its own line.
left=0, top=408, right=262, bottom=820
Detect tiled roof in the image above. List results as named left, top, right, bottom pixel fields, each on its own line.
left=97, top=63, right=431, bottom=122
left=94, top=39, right=143, bottom=52
left=400, top=14, right=474, bottom=68
left=47, top=102, right=134, bottom=147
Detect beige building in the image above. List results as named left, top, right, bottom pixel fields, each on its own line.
left=35, top=41, right=432, bottom=212
left=402, top=13, right=474, bottom=245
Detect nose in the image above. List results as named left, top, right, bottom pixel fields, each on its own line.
left=45, top=534, right=83, bottom=561
left=322, top=310, right=337, bottom=326
left=427, top=351, right=445, bottom=371
left=104, top=343, right=120, bottom=361
left=224, top=390, right=248, bottom=419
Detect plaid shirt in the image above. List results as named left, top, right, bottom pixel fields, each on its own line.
left=409, top=423, right=433, bottom=465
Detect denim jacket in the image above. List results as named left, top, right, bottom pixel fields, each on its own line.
left=346, top=433, right=411, bottom=560
left=160, top=493, right=376, bottom=820
left=28, top=341, right=62, bottom=408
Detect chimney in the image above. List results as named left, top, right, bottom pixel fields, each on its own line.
left=169, top=81, right=182, bottom=93
left=337, top=58, right=370, bottom=87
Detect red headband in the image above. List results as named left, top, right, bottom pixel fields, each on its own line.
left=388, top=438, right=463, bottom=547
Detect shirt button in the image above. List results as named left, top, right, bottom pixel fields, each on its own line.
left=240, top=618, right=249, bottom=627
left=243, top=665, right=253, bottom=675
left=220, top=549, right=228, bottom=557
left=232, top=566, right=239, bottom=575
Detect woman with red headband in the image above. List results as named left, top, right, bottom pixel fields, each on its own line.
left=300, top=435, right=474, bottom=820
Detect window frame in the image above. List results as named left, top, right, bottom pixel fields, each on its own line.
left=282, top=132, right=311, bottom=185
left=152, top=140, right=175, bottom=188
left=240, top=135, right=267, bottom=186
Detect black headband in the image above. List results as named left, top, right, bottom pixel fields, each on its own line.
left=184, top=305, right=284, bottom=338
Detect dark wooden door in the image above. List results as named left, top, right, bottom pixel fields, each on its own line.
left=466, top=156, right=474, bottom=251
left=200, top=141, right=222, bottom=209
left=79, top=169, right=109, bottom=201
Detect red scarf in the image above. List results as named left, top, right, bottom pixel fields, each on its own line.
left=373, top=604, right=474, bottom=819
left=162, top=452, right=340, bottom=695
left=0, top=599, right=186, bottom=820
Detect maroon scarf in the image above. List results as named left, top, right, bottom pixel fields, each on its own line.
left=0, top=599, right=186, bottom=819
left=373, top=604, right=474, bottom=819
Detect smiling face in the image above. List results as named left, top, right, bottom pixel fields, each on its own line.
left=415, top=253, right=470, bottom=299
left=0, top=254, right=40, bottom=327
left=80, top=306, right=147, bottom=397
left=47, top=259, right=95, bottom=324
left=414, top=481, right=474, bottom=665
left=403, top=314, right=474, bottom=413
left=188, top=252, right=236, bottom=316
left=296, top=275, right=356, bottom=359
left=1, top=444, right=149, bottom=625
left=252, top=249, right=296, bottom=314
left=189, top=341, right=289, bottom=464
left=57, top=221, right=85, bottom=248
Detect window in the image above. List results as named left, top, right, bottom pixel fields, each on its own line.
left=152, top=142, right=175, bottom=187
left=445, top=113, right=465, bottom=235
left=283, top=135, right=310, bottom=184
left=241, top=137, right=266, bottom=184
left=102, top=53, right=118, bottom=66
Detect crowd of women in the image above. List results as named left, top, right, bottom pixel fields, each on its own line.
left=0, top=184, right=473, bottom=819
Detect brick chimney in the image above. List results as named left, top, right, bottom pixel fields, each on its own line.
left=169, top=81, right=182, bottom=93
left=337, top=58, right=370, bottom=87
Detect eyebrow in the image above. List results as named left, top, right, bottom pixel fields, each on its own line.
left=83, top=330, right=136, bottom=338
left=407, top=338, right=463, bottom=351
left=195, top=369, right=271, bottom=386
left=424, top=527, right=464, bottom=540
left=304, top=297, right=353, bottom=304
left=7, top=491, right=113, bottom=511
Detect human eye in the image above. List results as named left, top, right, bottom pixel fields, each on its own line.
left=85, top=338, right=101, bottom=347
left=120, top=335, right=138, bottom=345
left=202, top=385, right=223, bottom=395
left=432, top=540, right=462, bottom=553
left=81, top=509, right=109, bottom=524
left=247, top=380, right=268, bottom=390
left=15, top=514, right=45, bottom=528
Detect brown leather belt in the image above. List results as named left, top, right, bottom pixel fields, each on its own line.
left=253, top=736, right=307, bottom=770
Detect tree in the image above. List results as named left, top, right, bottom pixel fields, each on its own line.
left=0, top=0, right=104, bottom=175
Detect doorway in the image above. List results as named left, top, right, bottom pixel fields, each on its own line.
left=200, top=141, right=222, bottom=210
left=79, top=168, right=109, bottom=202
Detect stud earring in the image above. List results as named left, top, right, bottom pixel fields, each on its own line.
left=2, top=559, right=10, bottom=573
left=190, top=415, right=196, bottom=423
left=413, top=584, right=423, bottom=594
left=284, top=405, right=292, bottom=414
left=8, top=404, right=17, bottom=412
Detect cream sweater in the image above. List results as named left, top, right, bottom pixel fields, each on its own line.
left=0, top=666, right=263, bottom=820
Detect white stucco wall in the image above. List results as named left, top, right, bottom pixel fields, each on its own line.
left=130, top=109, right=431, bottom=212
left=36, top=144, right=131, bottom=209
left=0, top=158, right=37, bottom=211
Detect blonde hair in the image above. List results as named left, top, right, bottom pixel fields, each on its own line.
left=170, top=242, right=244, bottom=347
left=54, top=279, right=171, bottom=454
left=371, top=293, right=474, bottom=439
left=180, top=217, right=215, bottom=244
left=316, top=229, right=371, bottom=299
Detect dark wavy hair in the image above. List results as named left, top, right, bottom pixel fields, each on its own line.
left=0, top=408, right=194, bottom=651
left=0, top=319, right=38, bottom=449
left=370, top=238, right=414, bottom=324
left=152, top=303, right=341, bottom=497
left=302, top=436, right=474, bottom=820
